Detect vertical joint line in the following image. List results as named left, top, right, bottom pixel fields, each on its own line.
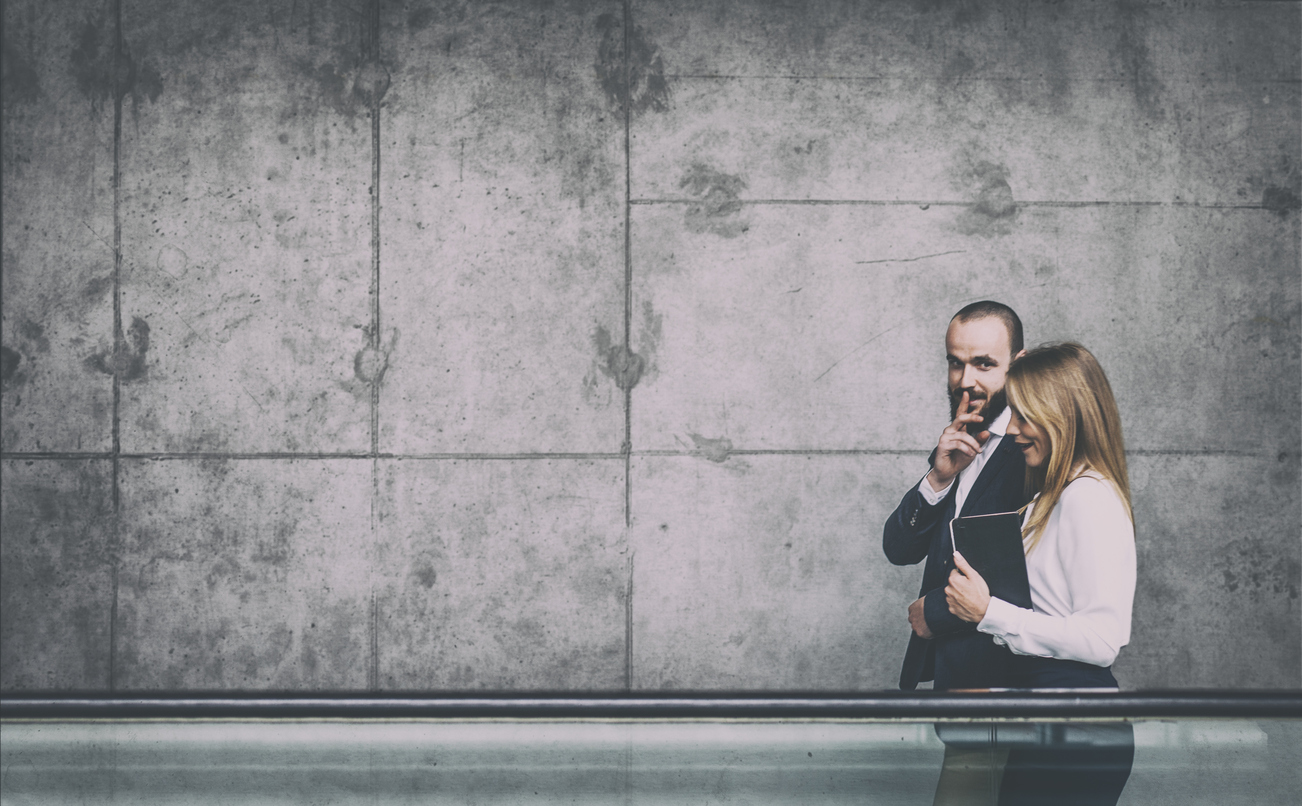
left=368, top=0, right=382, bottom=460
left=369, top=582, right=380, bottom=691
left=366, top=0, right=382, bottom=694
left=108, top=0, right=126, bottom=693
left=625, top=553, right=634, bottom=691
left=621, top=0, right=633, bottom=531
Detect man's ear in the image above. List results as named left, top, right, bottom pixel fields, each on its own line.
left=1013, top=349, right=1027, bottom=362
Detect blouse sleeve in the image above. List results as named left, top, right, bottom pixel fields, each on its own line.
left=977, top=477, right=1136, bottom=667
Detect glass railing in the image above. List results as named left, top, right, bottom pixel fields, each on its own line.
left=3, top=691, right=1300, bottom=805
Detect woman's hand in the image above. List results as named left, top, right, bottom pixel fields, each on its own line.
left=946, top=552, right=992, bottom=623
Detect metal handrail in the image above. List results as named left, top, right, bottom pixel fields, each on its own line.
left=4, top=690, right=1300, bottom=720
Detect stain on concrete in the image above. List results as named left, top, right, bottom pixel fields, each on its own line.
left=70, top=19, right=117, bottom=107
left=407, top=7, right=436, bottom=30
left=1113, top=1, right=1164, bottom=117
left=19, top=321, right=50, bottom=353
left=413, top=564, right=437, bottom=589
left=635, top=300, right=664, bottom=385
left=954, top=159, right=1017, bottom=236
left=941, top=50, right=976, bottom=82
left=1, top=346, right=22, bottom=385
left=134, top=62, right=164, bottom=104
left=69, top=18, right=162, bottom=112
left=688, top=433, right=734, bottom=463
left=1220, top=550, right=1300, bottom=603
left=1262, top=186, right=1301, bottom=215
left=309, top=62, right=352, bottom=116
left=680, top=163, right=749, bottom=238
left=353, top=329, right=398, bottom=386
left=916, top=0, right=988, bottom=26
left=595, top=13, right=669, bottom=116
left=1, top=41, right=41, bottom=104
left=1272, top=450, right=1300, bottom=489
left=85, top=316, right=150, bottom=382
left=84, top=276, right=113, bottom=302
left=593, top=326, right=645, bottom=391
left=354, top=345, right=390, bottom=385
left=308, top=59, right=390, bottom=117
left=354, top=59, right=391, bottom=106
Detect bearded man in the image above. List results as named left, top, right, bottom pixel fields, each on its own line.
left=884, top=300, right=1030, bottom=691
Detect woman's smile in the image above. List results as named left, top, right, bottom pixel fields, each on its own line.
left=1007, top=409, right=1049, bottom=468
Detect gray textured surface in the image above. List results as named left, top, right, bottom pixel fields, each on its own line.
left=4, top=720, right=1301, bottom=805
left=2, top=0, right=1299, bottom=692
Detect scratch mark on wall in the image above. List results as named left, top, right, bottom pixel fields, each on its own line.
left=856, top=250, right=966, bottom=265
left=814, top=325, right=901, bottom=382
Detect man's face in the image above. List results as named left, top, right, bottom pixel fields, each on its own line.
left=945, top=316, right=1016, bottom=429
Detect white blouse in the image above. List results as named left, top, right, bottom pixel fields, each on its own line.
left=977, top=472, right=1136, bottom=667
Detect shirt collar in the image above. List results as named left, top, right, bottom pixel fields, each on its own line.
left=986, top=405, right=1012, bottom=438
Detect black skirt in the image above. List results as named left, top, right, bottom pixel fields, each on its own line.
left=998, top=656, right=1135, bottom=806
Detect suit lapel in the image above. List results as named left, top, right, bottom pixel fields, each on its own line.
left=958, top=435, right=1018, bottom=517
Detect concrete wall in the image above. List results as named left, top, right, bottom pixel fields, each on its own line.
left=2, top=0, right=1298, bottom=691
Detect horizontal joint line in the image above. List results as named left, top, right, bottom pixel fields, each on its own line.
left=630, top=199, right=1269, bottom=209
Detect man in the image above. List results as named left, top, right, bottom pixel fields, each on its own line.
left=883, top=301, right=1029, bottom=691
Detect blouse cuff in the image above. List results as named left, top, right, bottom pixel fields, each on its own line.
left=977, top=596, right=1026, bottom=640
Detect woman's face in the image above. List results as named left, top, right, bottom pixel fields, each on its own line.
left=1007, top=407, right=1050, bottom=468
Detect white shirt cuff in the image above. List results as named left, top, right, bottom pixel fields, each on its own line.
left=977, top=596, right=1025, bottom=641
left=918, top=473, right=951, bottom=506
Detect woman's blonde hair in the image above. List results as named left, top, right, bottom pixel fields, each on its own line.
left=1006, top=342, right=1132, bottom=552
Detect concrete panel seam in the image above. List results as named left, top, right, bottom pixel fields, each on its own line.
left=622, top=0, right=635, bottom=532
left=630, top=199, right=1278, bottom=209
left=660, top=75, right=1302, bottom=85
left=626, top=552, right=634, bottom=692
left=109, top=0, right=125, bottom=694
left=367, top=0, right=383, bottom=694
left=3, top=449, right=1274, bottom=460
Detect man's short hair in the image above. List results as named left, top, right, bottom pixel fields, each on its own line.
left=952, top=300, right=1024, bottom=356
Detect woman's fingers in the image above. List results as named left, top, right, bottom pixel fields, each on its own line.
left=952, top=551, right=974, bottom=574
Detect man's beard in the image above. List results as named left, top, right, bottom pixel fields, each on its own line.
left=948, top=386, right=1009, bottom=433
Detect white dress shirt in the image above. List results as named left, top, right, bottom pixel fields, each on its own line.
left=918, top=406, right=1012, bottom=516
left=977, top=471, right=1136, bottom=667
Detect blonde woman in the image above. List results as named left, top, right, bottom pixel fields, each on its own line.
left=944, top=342, right=1136, bottom=805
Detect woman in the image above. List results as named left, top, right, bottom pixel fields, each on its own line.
left=945, top=342, right=1136, bottom=805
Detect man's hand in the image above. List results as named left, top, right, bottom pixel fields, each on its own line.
left=927, top=391, right=991, bottom=491
left=908, top=596, right=933, bottom=639
left=945, top=552, right=991, bottom=623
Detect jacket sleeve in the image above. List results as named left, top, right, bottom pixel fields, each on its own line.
left=923, top=585, right=977, bottom=637
left=882, top=479, right=947, bottom=566
left=884, top=468, right=976, bottom=637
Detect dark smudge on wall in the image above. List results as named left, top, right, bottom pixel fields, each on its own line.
left=680, top=163, right=749, bottom=238
left=595, top=13, right=669, bottom=116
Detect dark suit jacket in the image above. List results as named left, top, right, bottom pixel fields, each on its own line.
left=883, top=434, right=1030, bottom=690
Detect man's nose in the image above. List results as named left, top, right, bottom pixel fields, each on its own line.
left=960, top=364, right=979, bottom=390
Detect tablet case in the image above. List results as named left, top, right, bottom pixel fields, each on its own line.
left=949, top=511, right=1033, bottom=610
